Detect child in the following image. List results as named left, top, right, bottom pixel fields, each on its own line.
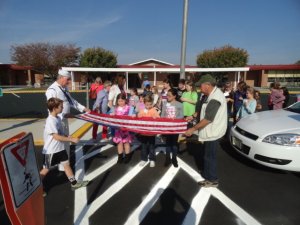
left=161, top=88, right=183, bottom=167
left=135, top=94, right=145, bottom=114
left=129, top=88, right=139, bottom=112
left=111, top=93, right=134, bottom=163
left=143, top=84, right=152, bottom=96
left=137, top=95, right=160, bottom=167
left=92, top=80, right=112, bottom=141
left=180, top=81, right=198, bottom=118
left=160, top=78, right=172, bottom=111
left=254, top=90, right=262, bottom=112
left=151, top=86, right=160, bottom=110
left=40, top=98, right=89, bottom=194
left=176, top=79, right=186, bottom=102
left=236, top=87, right=257, bottom=121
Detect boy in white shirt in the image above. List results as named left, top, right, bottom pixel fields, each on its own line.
left=40, top=98, right=89, bottom=193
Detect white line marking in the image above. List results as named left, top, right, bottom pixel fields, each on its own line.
left=85, top=156, right=117, bottom=181
left=177, top=157, right=204, bottom=182
left=73, top=145, right=89, bottom=225
left=182, top=188, right=210, bottom=225
left=178, top=157, right=262, bottom=225
left=75, top=144, right=113, bottom=166
left=124, top=166, right=180, bottom=225
left=86, top=160, right=149, bottom=217
left=209, top=188, right=262, bottom=225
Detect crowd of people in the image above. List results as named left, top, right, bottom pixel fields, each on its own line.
left=41, top=69, right=292, bottom=195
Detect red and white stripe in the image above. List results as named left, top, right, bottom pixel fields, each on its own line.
left=75, top=113, right=187, bottom=135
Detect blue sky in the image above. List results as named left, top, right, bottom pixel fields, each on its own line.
left=0, top=0, right=300, bottom=66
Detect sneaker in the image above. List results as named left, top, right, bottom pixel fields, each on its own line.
left=149, top=161, right=155, bottom=167
left=71, top=180, right=90, bottom=190
left=139, top=161, right=147, bottom=167
left=198, top=180, right=219, bottom=188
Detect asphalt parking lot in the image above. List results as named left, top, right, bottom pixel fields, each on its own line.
left=1, top=137, right=299, bottom=225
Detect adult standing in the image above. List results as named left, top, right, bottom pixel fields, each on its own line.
left=89, top=77, right=104, bottom=104
left=107, top=74, right=127, bottom=138
left=46, top=69, right=90, bottom=171
left=270, top=82, right=285, bottom=110
left=108, top=74, right=127, bottom=109
left=185, top=74, right=227, bottom=188
left=92, top=80, right=112, bottom=141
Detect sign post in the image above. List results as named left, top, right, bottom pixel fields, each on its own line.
left=0, top=132, right=44, bottom=225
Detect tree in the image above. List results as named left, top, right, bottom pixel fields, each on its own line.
left=80, top=47, right=117, bottom=68
left=196, top=45, right=249, bottom=68
left=295, top=60, right=300, bottom=65
left=11, top=42, right=81, bottom=78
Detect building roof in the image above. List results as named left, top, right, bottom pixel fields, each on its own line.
left=128, top=58, right=175, bottom=66
left=63, top=66, right=249, bottom=73
left=249, top=64, right=300, bottom=71
left=0, top=64, right=32, bottom=70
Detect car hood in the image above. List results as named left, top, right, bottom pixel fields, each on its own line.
left=235, top=109, right=300, bottom=137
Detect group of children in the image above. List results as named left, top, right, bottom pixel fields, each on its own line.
left=41, top=78, right=195, bottom=194
left=111, top=86, right=184, bottom=168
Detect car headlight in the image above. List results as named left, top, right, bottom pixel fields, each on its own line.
left=262, top=134, right=300, bottom=146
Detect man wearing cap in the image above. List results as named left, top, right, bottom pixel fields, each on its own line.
left=185, top=74, right=227, bottom=188
left=46, top=69, right=90, bottom=171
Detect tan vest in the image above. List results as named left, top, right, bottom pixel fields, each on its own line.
left=198, top=87, right=227, bottom=141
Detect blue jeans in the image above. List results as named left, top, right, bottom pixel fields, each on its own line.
left=202, top=140, right=218, bottom=181
left=140, top=136, right=156, bottom=161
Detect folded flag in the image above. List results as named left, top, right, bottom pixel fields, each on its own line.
left=75, top=113, right=187, bottom=135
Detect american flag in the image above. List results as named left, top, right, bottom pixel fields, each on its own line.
left=75, top=113, right=187, bottom=135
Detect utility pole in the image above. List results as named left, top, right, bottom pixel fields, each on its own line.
left=179, top=0, right=189, bottom=79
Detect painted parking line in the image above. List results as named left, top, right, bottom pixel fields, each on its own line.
left=74, top=145, right=88, bottom=225
left=182, top=188, right=211, bottom=225
left=124, top=166, right=180, bottom=225
left=72, top=143, right=262, bottom=225
left=73, top=144, right=147, bottom=225
left=178, top=158, right=262, bottom=225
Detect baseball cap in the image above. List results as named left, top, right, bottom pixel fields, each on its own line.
left=195, top=74, right=216, bottom=86
left=58, top=69, right=71, bottom=77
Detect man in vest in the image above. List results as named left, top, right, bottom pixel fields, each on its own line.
left=46, top=69, right=90, bottom=171
left=185, top=74, right=227, bottom=188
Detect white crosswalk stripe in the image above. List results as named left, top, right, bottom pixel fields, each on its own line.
left=72, top=143, right=262, bottom=225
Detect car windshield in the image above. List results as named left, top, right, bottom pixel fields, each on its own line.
left=285, top=102, right=300, bottom=114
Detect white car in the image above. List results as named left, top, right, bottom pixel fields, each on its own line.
left=230, top=102, right=300, bottom=172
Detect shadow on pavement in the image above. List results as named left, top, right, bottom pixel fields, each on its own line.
left=0, top=118, right=40, bottom=133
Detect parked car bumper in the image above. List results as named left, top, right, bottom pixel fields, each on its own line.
left=230, top=125, right=300, bottom=172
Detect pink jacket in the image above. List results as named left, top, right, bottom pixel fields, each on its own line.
left=271, top=89, right=285, bottom=110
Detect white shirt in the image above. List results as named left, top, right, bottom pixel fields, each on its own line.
left=43, top=115, right=65, bottom=154
left=108, top=84, right=122, bottom=106
left=46, top=81, right=85, bottom=119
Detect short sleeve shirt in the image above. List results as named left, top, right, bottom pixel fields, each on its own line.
left=204, top=99, right=221, bottom=122
left=43, top=115, right=65, bottom=154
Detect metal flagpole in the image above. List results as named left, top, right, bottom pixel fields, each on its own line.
left=180, top=0, right=189, bottom=80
